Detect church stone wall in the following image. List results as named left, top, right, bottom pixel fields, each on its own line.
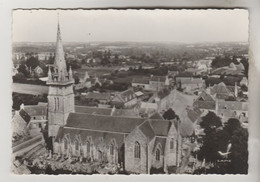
left=124, top=128, right=148, bottom=174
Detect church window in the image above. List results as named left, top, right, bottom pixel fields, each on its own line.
left=64, top=139, right=68, bottom=150
left=57, top=97, right=59, bottom=110
left=86, top=141, right=90, bottom=154
left=134, top=141, right=141, bottom=159
left=110, top=143, right=114, bottom=155
left=156, top=148, right=160, bottom=161
left=75, top=140, right=79, bottom=151
left=54, top=98, right=56, bottom=111
left=170, top=139, right=174, bottom=150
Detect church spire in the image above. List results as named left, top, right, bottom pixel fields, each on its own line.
left=54, top=17, right=67, bottom=81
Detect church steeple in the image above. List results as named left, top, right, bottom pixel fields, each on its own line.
left=47, top=19, right=74, bottom=84
left=47, top=17, right=75, bottom=138
left=54, top=21, right=67, bottom=81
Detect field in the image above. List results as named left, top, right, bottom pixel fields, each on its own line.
left=12, top=83, right=48, bottom=95
left=74, top=67, right=119, bottom=78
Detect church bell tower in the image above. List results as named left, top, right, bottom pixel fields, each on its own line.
left=47, top=21, right=75, bottom=138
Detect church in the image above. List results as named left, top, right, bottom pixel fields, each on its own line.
left=46, top=22, right=182, bottom=174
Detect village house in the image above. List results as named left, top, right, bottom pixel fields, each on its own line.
left=132, top=75, right=170, bottom=92
left=240, top=77, right=248, bottom=87
left=80, top=92, right=112, bottom=105
left=193, top=90, right=248, bottom=123
left=176, top=77, right=205, bottom=93
left=111, top=88, right=137, bottom=108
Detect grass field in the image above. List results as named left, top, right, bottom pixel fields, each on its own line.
left=12, top=83, right=48, bottom=95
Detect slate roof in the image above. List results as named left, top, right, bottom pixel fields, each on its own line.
left=210, top=82, right=230, bottom=95
left=196, top=91, right=215, bottom=101
left=139, top=121, right=155, bottom=142
left=19, top=109, right=31, bottom=123
left=150, top=76, right=167, bottom=82
left=149, top=119, right=172, bottom=136
left=193, top=100, right=216, bottom=110
left=23, top=105, right=47, bottom=116
left=65, top=112, right=145, bottom=134
left=186, top=107, right=202, bottom=123
left=217, top=101, right=248, bottom=111
left=112, top=89, right=136, bottom=103
left=132, top=77, right=150, bottom=84
left=149, top=112, right=164, bottom=120
left=176, top=77, right=204, bottom=85
left=75, top=106, right=112, bottom=115
left=82, top=92, right=111, bottom=101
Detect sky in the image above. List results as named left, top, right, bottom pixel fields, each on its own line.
left=12, top=9, right=249, bottom=43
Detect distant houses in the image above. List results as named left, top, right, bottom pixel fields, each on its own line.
left=132, top=75, right=170, bottom=91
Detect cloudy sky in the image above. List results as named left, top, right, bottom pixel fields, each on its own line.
left=12, top=9, right=248, bottom=43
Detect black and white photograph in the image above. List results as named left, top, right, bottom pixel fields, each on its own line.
left=11, top=9, right=249, bottom=175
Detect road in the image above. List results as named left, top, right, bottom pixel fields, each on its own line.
left=12, top=83, right=48, bottom=95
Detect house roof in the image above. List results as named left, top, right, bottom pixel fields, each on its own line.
left=132, top=77, right=150, bottom=84
left=196, top=91, right=215, bottom=102
left=176, top=77, right=204, bottom=85
left=186, top=106, right=202, bottom=123
left=217, top=101, right=248, bottom=111
left=112, top=89, right=136, bottom=103
left=19, top=109, right=31, bottom=123
left=23, top=105, right=47, bottom=117
left=193, top=100, right=216, bottom=110
left=150, top=76, right=167, bottom=82
left=210, top=82, right=231, bottom=95
left=83, top=92, right=111, bottom=100
left=149, top=112, right=164, bottom=120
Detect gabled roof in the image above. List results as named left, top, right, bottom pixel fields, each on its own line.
left=19, top=109, right=31, bottom=123
left=65, top=112, right=145, bottom=134
left=193, top=100, right=216, bottom=110
left=149, top=112, right=164, bottom=120
left=138, top=121, right=155, bottom=142
left=176, top=77, right=204, bottom=84
left=75, top=106, right=112, bottom=116
left=132, top=77, right=150, bottom=84
left=112, top=89, right=136, bottom=103
left=83, top=92, right=111, bottom=100
left=210, top=82, right=231, bottom=95
left=217, top=101, right=248, bottom=111
left=186, top=106, right=202, bottom=123
left=23, top=105, right=47, bottom=117
left=196, top=91, right=215, bottom=102
left=149, top=119, right=172, bottom=136
left=150, top=76, right=167, bottom=82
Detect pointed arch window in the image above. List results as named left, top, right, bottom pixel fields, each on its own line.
left=134, top=141, right=141, bottom=159
left=170, top=138, right=174, bottom=150
left=156, top=148, right=161, bottom=161
left=110, top=143, right=114, bottom=155
left=75, top=139, right=79, bottom=151
left=64, top=138, right=68, bottom=150
left=86, top=141, right=91, bottom=154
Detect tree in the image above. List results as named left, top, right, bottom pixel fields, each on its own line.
left=163, top=108, right=179, bottom=120
left=200, top=111, right=222, bottom=134
left=197, top=112, right=223, bottom=162
left=229, top=127, right=248, bottom=174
